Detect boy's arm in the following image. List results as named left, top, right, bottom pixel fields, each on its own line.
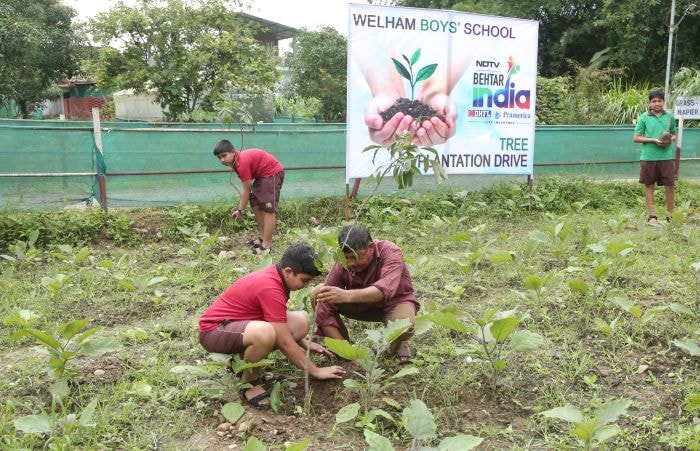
left=269, top=322, right=345, bottom=379
left=633, top=134, right=661, bottom=145
left=232, top=180, right=252, bottom=219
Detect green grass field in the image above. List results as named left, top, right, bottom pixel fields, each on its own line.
left=1, top=177, right=699, bottom=450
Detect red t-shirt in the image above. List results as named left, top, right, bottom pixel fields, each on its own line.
left=198, top=265, right=290, bottom=332
left=233, top=148, right=283, bottom=182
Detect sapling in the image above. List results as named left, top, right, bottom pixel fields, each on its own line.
left=362, top=399, right=483, bottom=450
left=50, top=245, right=90, bottom=266
left=4, top=312, right=121, bottom=379
left=539, top=397, right=632, bottom=450
left=171, top=354, right=272, bottom=399
left=363, top=130, right=446, bottom=189
left=325, top=319, right=419, bottom=430
left=1, top=229, right=40, bottom=266
left=425, top=307, right=543, bottom=392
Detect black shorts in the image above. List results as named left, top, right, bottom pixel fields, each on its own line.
left=639, top=160, right=675, bottom=187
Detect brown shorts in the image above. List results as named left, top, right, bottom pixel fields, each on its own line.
left=199, top=320, right=251, bottom=354
left=250, top=170, right=284, bottom=213
left=639, top=160, right=675, bottom=187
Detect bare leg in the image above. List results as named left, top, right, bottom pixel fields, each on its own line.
left=241, top=321, right=276, bottom=382
left=286, top=311, right=310, bottom=343
left=252, top=206, right=276, bottom=249
left=644, top=184, right=656, bottom=217
left=384, top=303, right=416, bottom=356
left=664, top=185, right=674, bottom=214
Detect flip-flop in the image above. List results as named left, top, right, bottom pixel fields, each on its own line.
left=395, top=342, right=414, bottom=365
left=246, top=237, right=263, bottom=248
left=239, top=378, right=270, bottom=409
left=251, top=245, right=271, bottom=255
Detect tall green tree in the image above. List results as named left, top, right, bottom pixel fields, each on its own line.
left=0, top=0, right=83, bottom=118
left=285, top=27, right=347, bottom=122
left=87, top=0, right=279, bottom=121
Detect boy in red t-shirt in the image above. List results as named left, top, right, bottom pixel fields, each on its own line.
left=199, top=243, right=345, bottom=408
left=214, top=139, right=284, bottom=253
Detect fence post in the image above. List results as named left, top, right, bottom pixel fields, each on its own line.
left=92, top=108, right=108, bottom=211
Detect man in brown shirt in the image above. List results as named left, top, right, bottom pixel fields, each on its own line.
left=314, top=224, right=419, bottom=363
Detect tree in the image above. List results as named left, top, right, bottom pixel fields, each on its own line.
left=87, top=0, right=279, bottom=121
left=0, top=0, right=83, bottom=118
left=285, top=27, right=347, bottom=122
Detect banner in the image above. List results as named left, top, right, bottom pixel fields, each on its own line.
left=346, top=4, right=539, bottom=181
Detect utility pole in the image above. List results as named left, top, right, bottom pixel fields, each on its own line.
left=663, top=0, right=676, bottom=110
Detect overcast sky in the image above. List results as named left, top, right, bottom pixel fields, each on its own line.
left=63, top=0, right=371, bottom=35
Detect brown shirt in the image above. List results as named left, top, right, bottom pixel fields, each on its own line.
left=325, top=240, right=418, bottom=312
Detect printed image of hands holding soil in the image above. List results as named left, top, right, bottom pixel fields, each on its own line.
left=363, top=48, right=471, bottom=148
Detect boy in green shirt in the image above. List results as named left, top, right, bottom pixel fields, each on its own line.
left=633, top=89, right=677, bottom=223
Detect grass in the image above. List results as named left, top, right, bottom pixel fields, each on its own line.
left=1, top=177, right=699, bottom=449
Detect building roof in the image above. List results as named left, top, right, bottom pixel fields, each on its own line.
left=238, top=12, right=299, bottom=40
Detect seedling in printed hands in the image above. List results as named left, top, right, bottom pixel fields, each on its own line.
left=391, top=49, right=437, bottom=101
left=380, top=49, right=443, bottom=124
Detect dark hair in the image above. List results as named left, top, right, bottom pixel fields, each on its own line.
left=338, top=224, right=372, bottom=253
left=213, top=139, right=235, bottom=156
left=648, top=89, right=665, bottom=101
left=279, top=243, right=322, bottom=277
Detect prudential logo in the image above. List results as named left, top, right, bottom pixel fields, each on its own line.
left=471, top=56, right=531, bottom=109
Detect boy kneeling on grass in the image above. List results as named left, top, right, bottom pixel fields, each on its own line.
left=198, top=243, right=345, bottom=409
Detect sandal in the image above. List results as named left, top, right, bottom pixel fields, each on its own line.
left=246, top=237, right=263, bottom=248
left=394, top=342, right=414, bottom=365
left=239, top=378, right=270, bottom=409
left=251, top=245, right=271, bottom=255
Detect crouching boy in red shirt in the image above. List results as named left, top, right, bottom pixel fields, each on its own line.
left=199, top=243, right=345, bottom=408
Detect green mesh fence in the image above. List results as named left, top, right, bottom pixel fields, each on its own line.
left=1, top=119, right=698, bottom=210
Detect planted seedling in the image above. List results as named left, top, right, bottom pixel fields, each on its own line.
left=1, top=229, right=40, bottom=266
left=50, top=244, right=90, bottom=266
left=4, top=312, right=121, bottom=379
left=362, top=399, right=483, bottom=450
left=171, top=354, right=281, bottom=413
left=325, top=319, right=419, bottom=430
left=381, top=49, right=441, bottom=123
left=176, top=222, right=220, bottom=257
left=363, top=130, right=446, bottom=189
left=540, top=397, right=632, bottom=450
left=425, top=307, right=543, bottom=392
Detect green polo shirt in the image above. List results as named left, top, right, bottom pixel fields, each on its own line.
left=634, top=110, right=677, bottom=161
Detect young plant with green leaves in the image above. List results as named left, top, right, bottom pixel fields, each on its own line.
left=50, top=245, right=90, bottom=266
left=325, top=319, right=419, bottom=430
left=425, top=307, right=543, bottom=392
left=4, top=311, right=121, bottom=379
left=445, top=226, right=514, bottom=274
left=363, top=131, right=446, bottom=189
left=528, top=220, right=572, bottom=260
left=13, top=377, right=99, bottom=446
left=1, top=229, right=40, bottom=266
left=392, top=49, right=437, bottom=100
left=176, top=222, right=220, bottom=257
left=364, top=399, right=482, bottom=450
left=171, top=354, right=282, bottom=416
left=540, top=398, right=632, bottom=450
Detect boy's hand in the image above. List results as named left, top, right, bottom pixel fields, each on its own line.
left=311, top=365, right=346, bottom=380
left=308, top=342, right=333, bottom=357
left=231, top=208, right=244, bottom=221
